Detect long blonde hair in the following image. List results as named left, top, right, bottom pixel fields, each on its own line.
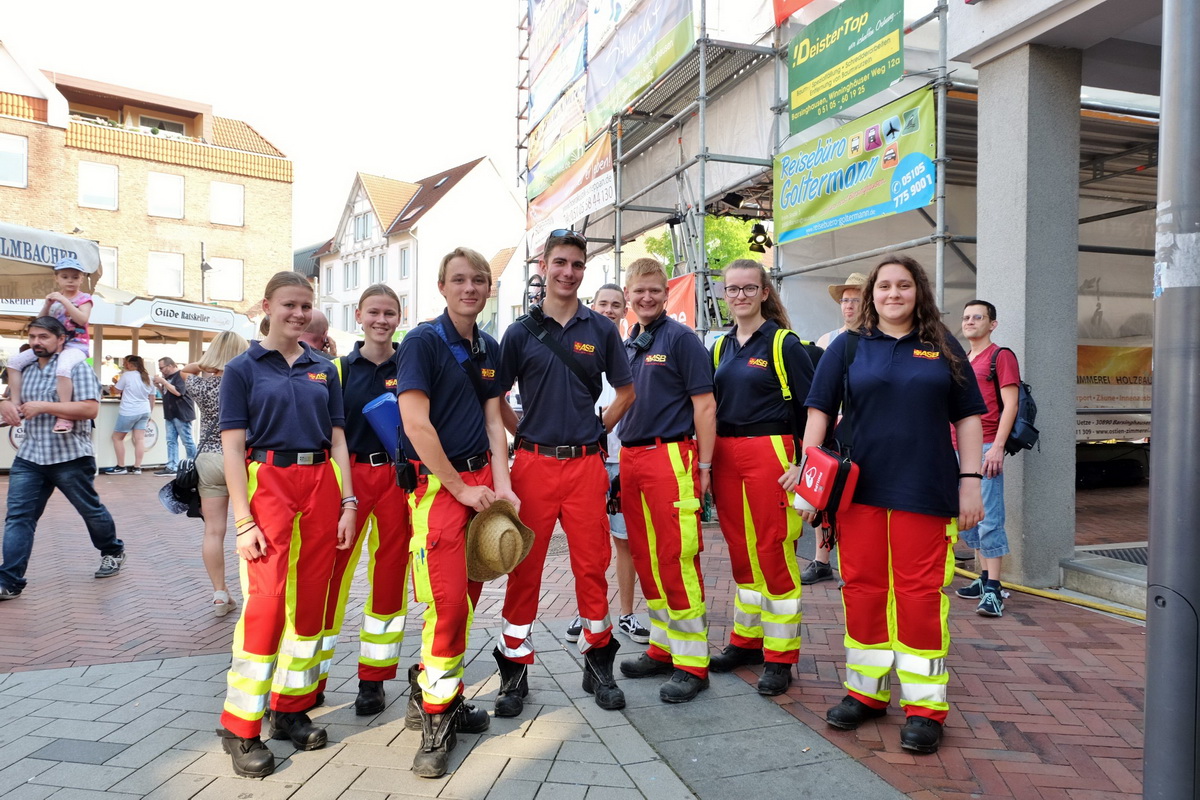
left=198, top=332, right=250, bottom=372
left=724, top=259, right=791, bottom=329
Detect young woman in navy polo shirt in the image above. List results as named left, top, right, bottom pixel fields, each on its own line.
left=801, top=255, right=985, bottom=755
left=215, top=271, right=356, bottom=778
left=398, top=247, right=514, bottom=778
left=708, top=259, right=814, bottom=696
left=316, top=284, right=412, bottom=718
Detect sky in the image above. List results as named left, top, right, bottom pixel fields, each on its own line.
left=5, top=0, right=521, bottom=248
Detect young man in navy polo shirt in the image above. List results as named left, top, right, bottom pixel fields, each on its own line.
left=496, top=230, right=634, bottom=716
left=397, top=247, right=515, bottom=778
left=615, top=258, right=716, bottom=704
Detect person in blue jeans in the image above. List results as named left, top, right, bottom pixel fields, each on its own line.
left=0, top=316, right=125, bottom=599
left=153, top=357, right=197, bottom=475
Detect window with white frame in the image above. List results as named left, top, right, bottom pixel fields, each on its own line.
left=369, top=255, right=377, bottom=283
left=78, top=161, right=118, bottom=209
left=352, top=260, right=360, bottom=288
left=146, top=251, right=184, bottom=296
left=343, top=304, right=358, bottom=332
left=0, top=133, right=28, bottom=188
left=343, top=261, right=352, bottom=287
left=210, top=181, right=244, bottom=226
left=398, top=294, right=410, bottom=327
left=399, top=246, right=410, bottom=279
left=377, top=252, right=387, bottom=282
left=324, top=305, right=333, bottom=322
left=323, top=265, right=333, bottom=291
left=206, top=256, right=243, bottom=301
left=98, top=246, right=118, bottom=287
left=354, top=213, right=370, bottom=241
left=147, top=172, right=184, bottom=218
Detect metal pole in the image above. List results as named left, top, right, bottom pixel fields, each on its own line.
left=775, top=235, right=936, bottom=277
left=696, top=0, right=709, bottom=337
left=933, top=0, right=949, bottom=311
left=1145, top=1, right=1200, bottom=798
left=614, top=121, right=623, bottom=285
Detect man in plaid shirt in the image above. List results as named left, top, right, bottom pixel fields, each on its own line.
left=0, top=316, right=125, bottom=599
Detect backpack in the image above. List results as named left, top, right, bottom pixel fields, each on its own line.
left=711, top=328, right=823, bottom=401
left=989, top=347, right=1038, bottom=456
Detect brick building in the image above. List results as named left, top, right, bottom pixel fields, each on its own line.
left=0, top=42, right=291, bottom=313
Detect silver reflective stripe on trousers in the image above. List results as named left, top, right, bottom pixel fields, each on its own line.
left=362, top=614, right=407, bottom=636
left=498, top=618, right=534, bottom=659
left=225, top=684, right=269, bottom=714
left=360, top=641, right=401, bottom=662
left=231, top=657, right=274, bottom=682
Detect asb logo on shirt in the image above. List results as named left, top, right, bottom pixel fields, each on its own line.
left=384, top=378, right=398, bottom=388
left=480, top=368, right=496, bottom=380
left=573, top=341, right=596, bottom=355
left=747, top=357, right=769, bottom=369
left=308, top=371, right=329, bottom=382
left=644, top=353, right=668, bottom=365
left=912, top=349, right=940, bottom=360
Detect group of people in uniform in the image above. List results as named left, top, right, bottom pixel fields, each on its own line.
left=212, top=231, right=986, bottom=780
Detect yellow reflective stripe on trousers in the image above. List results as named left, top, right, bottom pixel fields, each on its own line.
left=664, top=443, right=709, bottom=668
left=272, top=507, right=322, bottom=697
left=646, top=603, right=671, bottom=653
left=409, top=474, right=472, bottom=705
left=893, top=530, right=954, bottom=712
left=358, top=514, right=407, bottom=667
left=844, top=644, right=895, bottom=702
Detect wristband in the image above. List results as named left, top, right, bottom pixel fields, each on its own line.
left=340, top=495, right=358, bottom=506
left=340, top=504, right=357, bottom=512
left=698, top=462, right=711, bottom=470
left=958, top=473, right=984, bottom=480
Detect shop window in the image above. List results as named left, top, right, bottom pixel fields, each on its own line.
left=147, top=172, right=184, bottom=218
left=78, top=161, right=118, bottom=210
left=206, top=257, right=243, bottom=301
left=98, top=246, right=118, bottom=287
left=0, top=133, right=28, bottom=188
left=146, top=251, right=184, bottom=297
left=210, top=181, right=244, bottom=226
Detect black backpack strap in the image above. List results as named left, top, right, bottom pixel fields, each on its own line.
left=428, top=321, right=489, bottom=405
left=989, top=346, right=1011, bottom=415
left=518, top=311, right=602, bottom=403
left=837, top=332, right=860, bottom=455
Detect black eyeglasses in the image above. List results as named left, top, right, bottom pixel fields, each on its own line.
left=548, top=229, right=587, bottom=249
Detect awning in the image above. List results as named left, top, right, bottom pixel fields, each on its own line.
left=0, top=221, right=103, bottom=298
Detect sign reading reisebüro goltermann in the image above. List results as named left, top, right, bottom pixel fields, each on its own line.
left=149, top=299, right=235, bottom=332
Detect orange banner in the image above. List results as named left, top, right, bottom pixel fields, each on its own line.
left=1076, top=344, right=1152, bottom=442
left=774, top=0, right=818, bottom=26
left=617, top=273, right=696, bottom=337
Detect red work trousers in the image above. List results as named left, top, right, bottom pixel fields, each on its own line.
left=500, top=449, right=611, bottom=663
left=221, top=459, right=340, bottom=739
left=318, top=458, right=411, bottom=687
left=838, top=503, right=956, bottom=722
left=408, top=463, right=488, bottom=707
left=620, top=440, right=709, bottom=678
left=711, top=434, right=803, bottom=664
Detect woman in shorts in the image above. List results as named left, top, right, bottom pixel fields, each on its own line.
left=102, top=355, right=154, bottom=475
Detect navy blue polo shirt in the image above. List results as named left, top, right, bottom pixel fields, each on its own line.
left=340, top=342, right=401, bottom=456
left=220, top=341, right=346, bottom=450
left=805, top=329, right=986, bottom=518
left=619, top=314, right=713, bottom=443
left=498, top=302, right=631, bottom=445
left=396, top=311, right=500, bottom=462
left=713, top=320, right=814, bottom=430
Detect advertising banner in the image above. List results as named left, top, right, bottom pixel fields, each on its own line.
left=787, top=0, right=904, bottom=134
left=775, top=87, right=935, bottom=245
left=584, top=0, right=693, bottom=137
left=774, top=0, right=819, bottom=27
left=1076, top=343, right=1152, bottom=442
left=526, top=78, right=588, bottom=199
left=588, top=0, right=642, bottom=61
left=526, top=136, right=614, bottom=251
left=528, top=24, right=587, bottom=128
left=618, top=273, right=696, bottom=336
left=528, top=0, right=588, bottom=86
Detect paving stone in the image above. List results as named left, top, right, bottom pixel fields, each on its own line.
left=172, top=731, right=225, bottom=754
left=593, top=724, right=660, bottom=767
left=498, top=756, right=552, bottom=783
left=439, top=752, right=508, bottom=800
left=158, top=693, right=225, bottom=713
left=26, top=701, right=117, bottom=722
left=0, top=757, right=56, bottom=795
left=534, top=782, right=586, bottom=800
left=27, top=761, right=133, bottom=790
left=265, top=742, right=345, bottom=783
left=688, top=758, right=906, bottom=800
left=105, top=725, right=195, bottom=768
left=331, top=743, right=412, bottom=769
left=472, top=735, right=559, bottom=761
left=164, top=711, right=224, bottom=732
left=0, top=697, right=54, bottom=727
left=29, top=684, right=110, bottom=703
left=192, top=776, right=304, bottom=799
left=533, top=706, right=586, bottom=725
left=556, top=741, right=617, bottom=765
left=484, top=779, right=540, bottom=800
left=157, top=679, right=227, bottom=697
left=37, top=788, right=141, bottom=800
left=27, top=738, right=128, bottom=765
left=102, top=707, right=188, bottom=744
left=181, top=752, right=240, bottom=779
left=570, top=697, right=632, bottom=731
left=349, top=765, right=440, bottom=797
left=83, top=662, right=163, bottom=679
left=322, top=723, right=401, bottom=747
left=142, top=771, right=215, bottom=800
left=30, top=719, right=122, bottom=742
left=2, top=783, right=57, bottom=799
left=651, top=727, right=842, bottom=782
left=544, top=761, right=635, bottom=789
left=106, top=745, right=203, bottom=794
left=584, top=788, right=643, bottom=800
left=0, top=732, right=57, bottom=770
left=623, top=695, right=794, bottom=742
left=523, top=720, right=600, bottom=744
left=285, top=761, right=364, bottom=800
left=623, top=760, right=697, bottom=800
left=96, top=691, right=179, bottom=722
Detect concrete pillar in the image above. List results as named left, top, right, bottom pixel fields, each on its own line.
left=975, top=44, right=1082, bottom=588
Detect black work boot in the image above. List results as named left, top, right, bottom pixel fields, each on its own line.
left=582, top=639, right=626, bottom=710
left=619, top=652, right=674, bottom=679
left=900, top=716, right=944, bottom=754
left=406, top=664, right=491, bottom=733
left=826, top=694, right=887, bottom=730
left=268, top=709, right=327, bottom=750
left=492, top=647, right=528, bottom=718
left=216, top=727, right=275, bottom=778
left=659, top=668, right=709, bottom=703
left=412, top=694, right=462, bottom=779
left=707, top=643, right=765, bottom=673
left=757, top=662, right=793, bottom=696
left=355, top=680, right=385, bottom=716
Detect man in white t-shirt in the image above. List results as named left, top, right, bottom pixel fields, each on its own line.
left=564, top=284, right=650, bottom=645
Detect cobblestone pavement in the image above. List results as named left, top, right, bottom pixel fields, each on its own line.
left=0, top=472, right=1145, bottom=798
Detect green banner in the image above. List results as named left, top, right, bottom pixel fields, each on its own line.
left=787, top=0, right=904, bottom=135
left=775, top=88, right=936, bottom=244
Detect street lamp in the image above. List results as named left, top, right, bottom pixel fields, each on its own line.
left=200, top=241, right=213, bottom=304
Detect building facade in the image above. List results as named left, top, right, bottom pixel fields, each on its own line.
left=0, top=44, right=292, bottom=313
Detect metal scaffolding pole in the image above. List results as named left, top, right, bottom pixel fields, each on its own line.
left=614, top=120, right=624, bottom=284
left=696, top=0, right=709, bottom=336
left=934, top=0, right=949, bottom=310
left=1145, top=0, right=1200, bottom=797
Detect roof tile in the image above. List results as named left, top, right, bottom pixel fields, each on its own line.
left=211, top=116, right=286, bottom=158
left=359, top=173, right=421, bottom=235
left=0, top=92, right=47, bottom=122
left=385, top=157, right=485, bottom=234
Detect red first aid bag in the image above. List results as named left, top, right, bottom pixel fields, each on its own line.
left=798, top=445, right=859, bottom=513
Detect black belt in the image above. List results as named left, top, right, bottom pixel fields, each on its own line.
left=621, top=434, right=691, bottom=449
left=353, top=452, right=391, bottom=467
left=717, top=422, right=793, bottom=438
left=516, top=439, right=603, bottom=460
left=418, top=452, right=489, bottom=475
left=249, top=449, right=328, bottom=467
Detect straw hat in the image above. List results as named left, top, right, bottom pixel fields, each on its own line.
left=827, top=272, right=868, bottom=303
left=466, top=500, right=535, bottom=582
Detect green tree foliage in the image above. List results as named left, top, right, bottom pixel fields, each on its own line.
left=641, top=216, right=758, bottom=277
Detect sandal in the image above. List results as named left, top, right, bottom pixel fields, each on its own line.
left=53, top=418, right=73, bottom=434
left=213, top=590, right=236, bottom=617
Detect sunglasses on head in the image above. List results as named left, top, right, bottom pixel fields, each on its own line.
left=547, top=229, right=588, bottom=249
